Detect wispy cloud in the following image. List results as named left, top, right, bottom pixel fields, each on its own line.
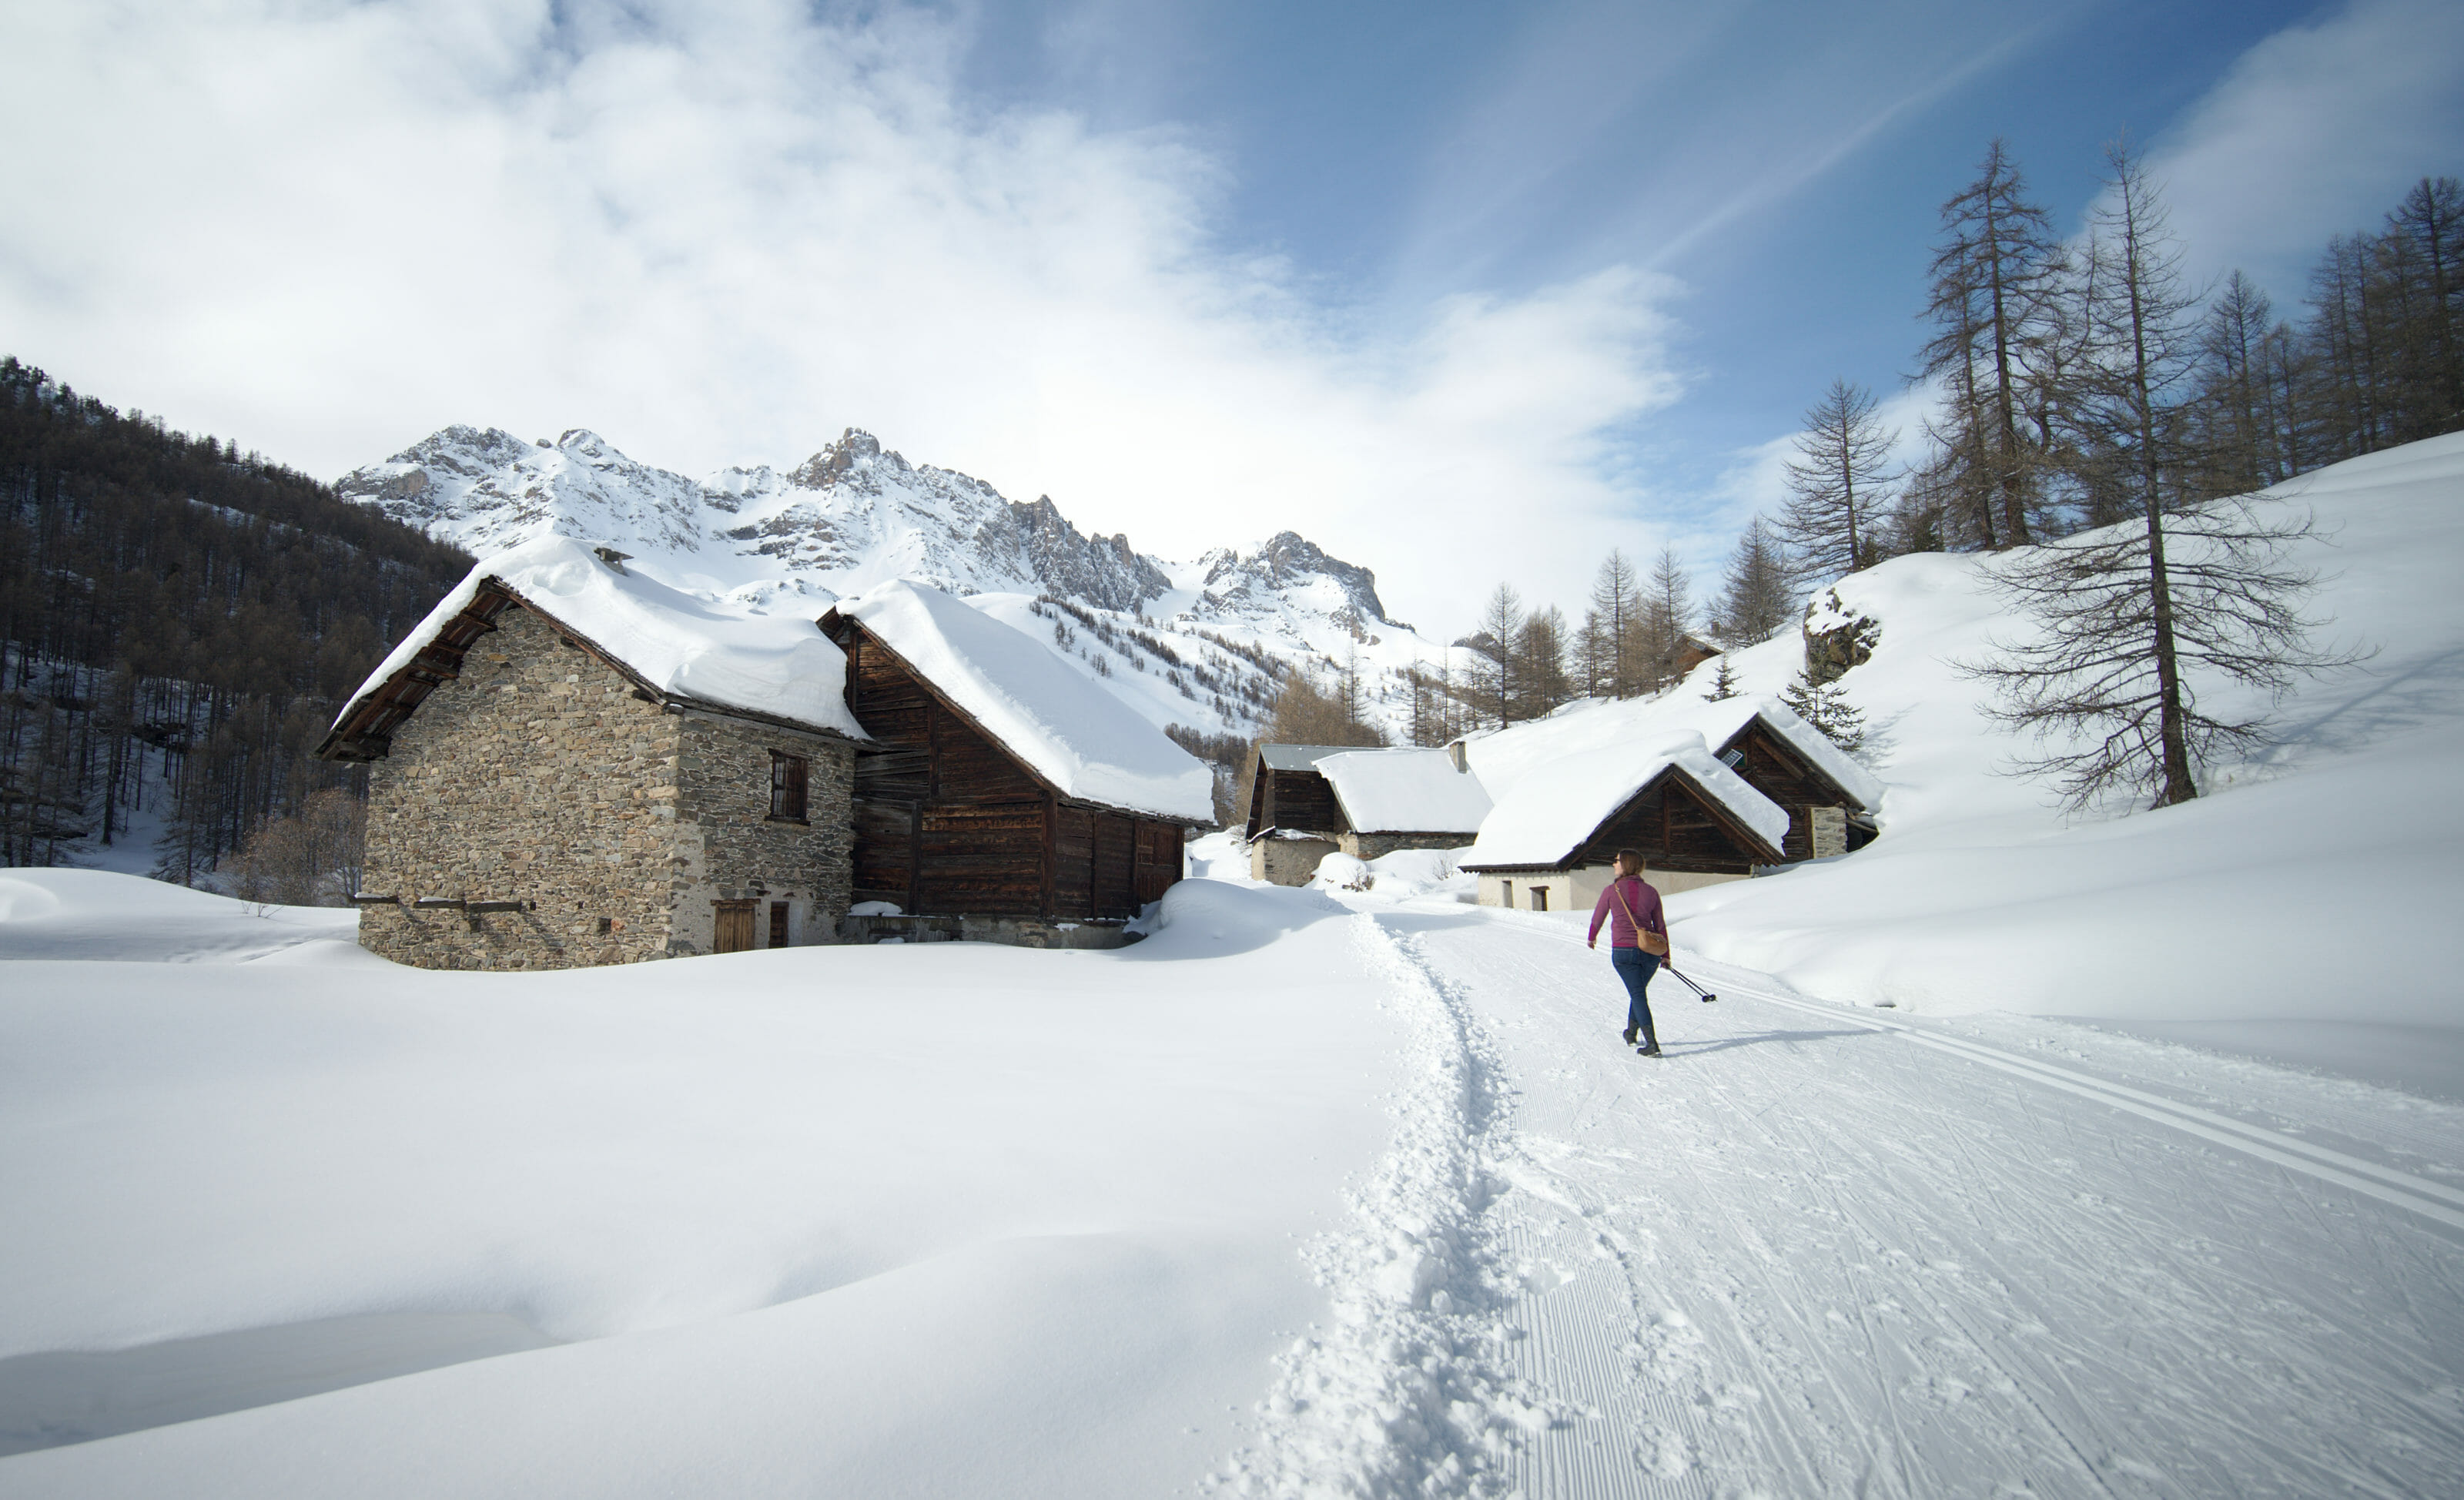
left=2143, top=0, right=2464, bottom=300
left=0, top=0, right=1686, bottom=636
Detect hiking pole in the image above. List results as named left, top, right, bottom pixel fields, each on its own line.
left=1665, top=965, right=1718, bottom=1003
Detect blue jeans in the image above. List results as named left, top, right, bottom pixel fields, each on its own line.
left=1612, top=947, right=1660, bottom=1044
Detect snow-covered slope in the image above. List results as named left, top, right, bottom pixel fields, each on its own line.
left=340, top=427, right=1468, bottom=740
left=1603, top=430, right=2464, bottom=1037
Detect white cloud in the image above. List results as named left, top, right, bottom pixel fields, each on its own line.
left=0, top=0, right=1686, bottom=638
left=2145, top=0, right=2464, bottom=300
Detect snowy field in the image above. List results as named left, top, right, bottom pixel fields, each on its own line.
left=5, top=866, right=2460, bottom=1497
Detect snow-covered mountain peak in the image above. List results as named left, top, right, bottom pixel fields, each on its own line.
left=1197, top=531, right=1395, bottom=631
left=787, top=427, right=909, bottom=490
left=337, top=423, right=1451, bottom=738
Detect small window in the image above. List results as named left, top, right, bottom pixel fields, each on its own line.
left=1500, top=879, right=1513, bottom=907
left=1720, top=747, right=1746, bottom=770
left=770, top=752, right=808, bottom=821
left=768, top=901, right=790, bottom=949
left=1530, top=886, right=1548, bottom=912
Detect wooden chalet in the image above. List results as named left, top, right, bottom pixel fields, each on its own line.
left=1243, top=744, right=1492, bottom=885
left=819, top=581, right=1213, bottom=936
left=1460, top=737, right=1791, bottom=912
left=1692, top=702, right=1880, bottom=860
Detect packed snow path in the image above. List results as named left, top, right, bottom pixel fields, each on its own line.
left=1354, top=902, right=2464, bottom=1499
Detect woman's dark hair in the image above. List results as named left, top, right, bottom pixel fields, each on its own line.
left=1615, top=848, right=1643, bottom=869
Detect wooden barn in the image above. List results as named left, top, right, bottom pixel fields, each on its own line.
left=1459, top=734, right=1792, bottom=912
left=1242, top=744, right=1493, bottom=885
left=820, top=580, right=1215, bottom=943
left=1682, top=698, right=1882, bottom=861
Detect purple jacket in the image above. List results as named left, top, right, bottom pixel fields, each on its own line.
left=1589, top=876, right=1666, bottom=951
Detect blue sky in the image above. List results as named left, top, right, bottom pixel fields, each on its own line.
left=2, top=0, right=2457, bottom=634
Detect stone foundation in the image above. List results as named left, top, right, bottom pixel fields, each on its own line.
left=1250, top=834, right=1338, bottom=886
left=1339, top=830, right=1476, bottom=861
left=1473, top=864, right=1748, bottom=912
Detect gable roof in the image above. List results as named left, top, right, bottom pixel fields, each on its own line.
left=1461, top=692, right=1881, bottom=812
left=825, top=580, right=1214, bottom=823
left=1255, top=743, right=1368, bottom=772
left=320, top=537, right=865, bottom=761
left=1314, top=748, right=1493, bottom=834
left=1464, top=729, right=1789, bottom=869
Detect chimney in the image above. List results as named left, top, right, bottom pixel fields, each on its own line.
left=1447, top=741, right=1468, bottom=773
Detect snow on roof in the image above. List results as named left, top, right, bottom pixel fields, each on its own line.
left=1461, top=692, right=1881, bottom=812
left=336, top=535, right=866, bottom=740
left=1314, top=748, right=1493, bottom=834
left=1464, top=730, right=1789, bottom=869
left=833, top=580, right=1214, bottom=822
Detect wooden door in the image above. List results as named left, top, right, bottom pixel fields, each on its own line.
left=768, top=902, right=790, bottom=948
left=714, top=899, right=756, bottom=953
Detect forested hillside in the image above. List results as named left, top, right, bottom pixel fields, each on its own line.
left=1, top=357, right=469, bottom=877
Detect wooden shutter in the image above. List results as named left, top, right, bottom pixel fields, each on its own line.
left=714, top=899, right=757, bottom=953
left=768, top=901, right=789, bottom=948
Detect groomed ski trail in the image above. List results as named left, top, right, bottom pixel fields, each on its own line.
left=1328, top=902, right=2464, bottom=1500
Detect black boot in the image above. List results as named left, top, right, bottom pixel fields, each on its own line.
left=1622, top=1024, right=1639, bottom=1046
left=1639, top=1039, right=1662, bottom=1056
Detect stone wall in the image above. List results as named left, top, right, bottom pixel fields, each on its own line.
left=357, top=604, right=859, bottom=969
left=1250, top=834, right=1338, bottom=886
left=1340, top=831, right=1475, bottom=861
left=360, top=606, right=684, bottom=969
left=664, top=715, right=855, bottom=957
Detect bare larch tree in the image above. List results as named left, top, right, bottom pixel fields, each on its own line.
left=1920, top=139, right=2062, bottom=547
left=1967, top=139, right=2360, bottom=811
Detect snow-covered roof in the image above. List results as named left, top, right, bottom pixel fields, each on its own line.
left=1464, top=730, right=1789, bottom=869
left=1314, top=749, right=1493, bottom=834
left=1462, top=692, right=1881, bottom=812
left=831, top=580, right=1214, bottom=822
left=333, top=535, right=866, bottom=743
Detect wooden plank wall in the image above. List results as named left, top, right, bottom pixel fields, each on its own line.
left=1575, top=773, right=1769, bottom=875
left=1726, top=723, right=1856, bottom=862
left=840, top=626, right=1184, bottom=920
left=1264, top=768, right=1344, bottom=835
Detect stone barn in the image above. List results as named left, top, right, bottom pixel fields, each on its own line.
left=1241, top=744, right=1493, bottom=885
left=1460, top=732, right=1790, bottom=912
left=318, top=537, right=867, bottom=969
left=820, top=580, right=1214, bottom=944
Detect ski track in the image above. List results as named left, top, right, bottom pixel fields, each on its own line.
left=1283, top=902, right=2464, bottom=1500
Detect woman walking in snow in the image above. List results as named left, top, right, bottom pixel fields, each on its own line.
left=1588, top=849, right=1669, bottom=1056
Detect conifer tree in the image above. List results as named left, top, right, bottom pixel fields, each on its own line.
left=1702, top=658, right=1740, bottom=701
left=1779, top=378, right=1897, bottom=584
left=1920, top=139, right=2063, bottom=547
left=1587, top=551, right=1642, bottom=697
left=1712, top=516, right=1793, bottom=644
left=1967, top=140, right=2361, bottom=811
left=1780, top=668, right=1865, bottom=753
